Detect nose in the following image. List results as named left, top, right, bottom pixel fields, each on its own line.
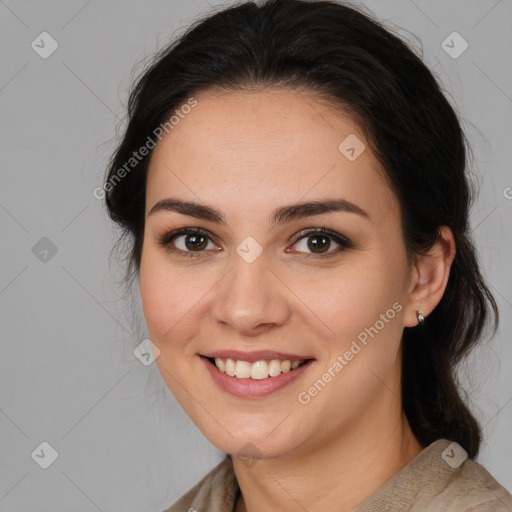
left=211, top=248, right=291, bottom=335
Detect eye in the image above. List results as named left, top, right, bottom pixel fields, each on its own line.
left=158, top=226, right=352, bottom=259
left=158, top=228, right=218, bottom=258
left=288, top=227, right=352, bottom=258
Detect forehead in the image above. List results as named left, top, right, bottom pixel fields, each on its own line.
left=145, top=88, right=398, bottom=224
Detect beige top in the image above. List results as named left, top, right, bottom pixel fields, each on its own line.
left=163, top=439, right=512, bottom=511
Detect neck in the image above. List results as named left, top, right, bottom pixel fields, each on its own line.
left=232, top=398, right=424, bottom=512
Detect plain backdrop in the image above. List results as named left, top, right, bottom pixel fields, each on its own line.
left=1, top=0, right=511, bottom=510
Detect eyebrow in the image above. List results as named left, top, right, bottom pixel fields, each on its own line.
left=148, top=197, right=371, bottom=228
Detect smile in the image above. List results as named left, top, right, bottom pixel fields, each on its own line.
left=200, top=355, right=316, bottom=398
left=211, top=357, right=308, bottom=379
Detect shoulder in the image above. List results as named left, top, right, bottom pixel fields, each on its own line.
left=162, top=455, right=238, bottom=512
left=439, top=453, right=512, bottom=511
left=355, top=439, right=512, bottom=512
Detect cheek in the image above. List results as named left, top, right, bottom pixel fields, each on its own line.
left=294, top=258, right=402, bottom=344
left=138, top=247, right=217, bottom=359
left=297, top=273, right=405, bottom=425
left=139, top=249, right=188, bottom=341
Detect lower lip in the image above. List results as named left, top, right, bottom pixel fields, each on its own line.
left=200, top=356, right=315, bottom=398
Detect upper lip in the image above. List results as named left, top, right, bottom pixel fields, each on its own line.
left=200, top=350, right=315, bottom=362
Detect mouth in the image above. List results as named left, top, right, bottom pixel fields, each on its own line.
left=199, top=354, right=316, bottom=398
left=201, top=355, right=314, bottom=380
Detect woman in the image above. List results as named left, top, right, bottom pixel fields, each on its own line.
left=103, top=0, right=512, bottom=510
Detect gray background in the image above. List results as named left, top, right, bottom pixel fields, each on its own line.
left=1, top=0, right=511, bottom=510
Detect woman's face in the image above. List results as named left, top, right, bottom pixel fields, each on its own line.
left=139, top=88, right=418, bottom=459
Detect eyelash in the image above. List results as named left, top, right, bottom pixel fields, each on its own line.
left=158, top=227, right=353, bottom=259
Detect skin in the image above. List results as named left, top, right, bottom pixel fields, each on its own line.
left=139, top=87, right=456, bottom=512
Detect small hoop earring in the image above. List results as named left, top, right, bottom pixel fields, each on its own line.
left=416, top=311, right=425, bottom=327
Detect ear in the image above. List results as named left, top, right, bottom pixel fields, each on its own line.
left=403, top=226, right=456, bottom=328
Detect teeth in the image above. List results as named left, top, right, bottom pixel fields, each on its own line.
left=250, top=361, right=268, bottom=380
left=212, top=357, right=306, bottom=379
left=235, top=360, right=252, bottom=379
left=215, top=358, right=225, bottom=372
left=225, top=358, right=236, bottom=377
left=268, top=360, right=282, bottom=377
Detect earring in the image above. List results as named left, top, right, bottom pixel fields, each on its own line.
left=416, top=311, right=425, bottom=327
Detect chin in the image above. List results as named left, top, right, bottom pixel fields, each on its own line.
left=202, top=423, right=301, bottom=461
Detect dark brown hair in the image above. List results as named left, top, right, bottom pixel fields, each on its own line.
left=103, top=0, right=499, bottom=458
